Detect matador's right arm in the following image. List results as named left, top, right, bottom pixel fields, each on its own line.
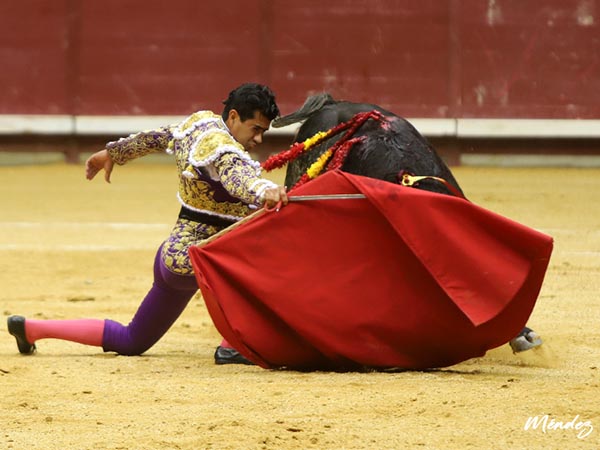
left=106, top=127, right=172, bottom=165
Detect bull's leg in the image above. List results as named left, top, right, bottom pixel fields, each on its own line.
left=509, top=326, right=543, bottom=353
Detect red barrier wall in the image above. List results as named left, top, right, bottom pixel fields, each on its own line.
left=0, top=1, right=71, bottom=114
left=1, top=0, right=599, bottom=118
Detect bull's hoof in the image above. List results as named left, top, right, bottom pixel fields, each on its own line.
left=509, top=326, right=543, bottom=353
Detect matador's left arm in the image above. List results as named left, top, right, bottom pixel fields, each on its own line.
left=213, top=152, right=278, bottom=206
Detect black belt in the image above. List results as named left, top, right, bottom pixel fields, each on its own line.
left=178, top=206, right=237, bottom=227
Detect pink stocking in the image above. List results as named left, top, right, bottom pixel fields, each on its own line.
left=25, top=319, right=105, bottom=347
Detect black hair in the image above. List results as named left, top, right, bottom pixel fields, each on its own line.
left=222, top=83, right=280, bottom=122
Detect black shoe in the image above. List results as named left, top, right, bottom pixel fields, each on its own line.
left=214, top=345, right=254, bottom=365
left=7, top=315, right=36, bottom=355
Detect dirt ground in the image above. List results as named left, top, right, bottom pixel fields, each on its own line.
left=0, top=161, right=598, bottom=450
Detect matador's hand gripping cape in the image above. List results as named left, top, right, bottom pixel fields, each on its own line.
left=189, top=171, right=553, bottom=370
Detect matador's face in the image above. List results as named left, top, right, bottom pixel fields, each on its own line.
left=226, top=110, right=270, bottom=151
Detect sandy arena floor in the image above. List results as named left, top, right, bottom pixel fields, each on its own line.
left=0, top=162, right=599, bottom=449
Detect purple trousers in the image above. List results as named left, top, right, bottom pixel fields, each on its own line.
left=102, top=245, right=198, bottom=355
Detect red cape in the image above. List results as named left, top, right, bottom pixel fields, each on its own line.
left=189, top=171, right=553, bottom=370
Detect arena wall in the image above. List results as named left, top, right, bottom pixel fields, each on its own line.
left=1, top=0, right=599, bottom=163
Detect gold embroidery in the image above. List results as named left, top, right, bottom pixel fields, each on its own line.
left=179, top=111, right=219, bottom=133
left=191, top=130, right=243, bottom=164
left=178, top=177, right=253, bottom=218
left=106, top=128, right=171, bottom=165
left=161, top=219, right=221, bottom=275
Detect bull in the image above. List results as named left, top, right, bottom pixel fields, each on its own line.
left=270, top=93, right=542, bottom=353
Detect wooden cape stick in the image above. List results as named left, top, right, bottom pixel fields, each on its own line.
left=197, top=193, right=366, bottom=247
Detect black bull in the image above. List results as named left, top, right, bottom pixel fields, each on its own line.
left=270, top=93, right=541, bottom=353
left=272, top=93, right=463, bottom=196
